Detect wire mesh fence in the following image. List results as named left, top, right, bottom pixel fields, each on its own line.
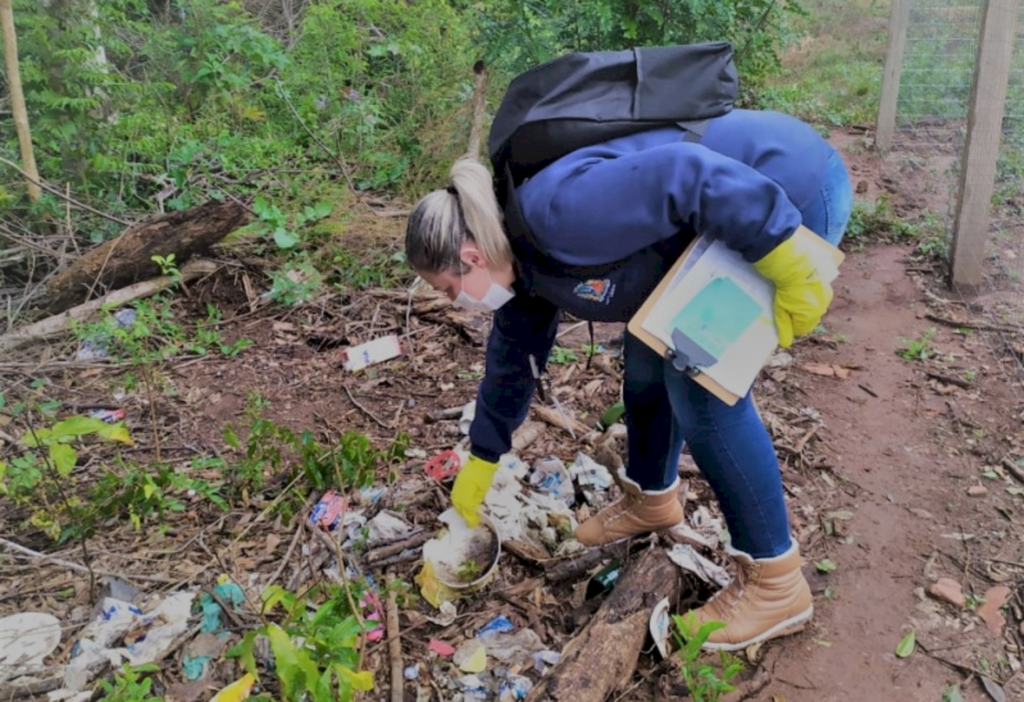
left=891, top=0, right=1024, bottom=377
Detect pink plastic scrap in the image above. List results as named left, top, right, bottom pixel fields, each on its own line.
left=428, top=638, right=456, bottom=657
left=362, top=592, right=384, bottom=642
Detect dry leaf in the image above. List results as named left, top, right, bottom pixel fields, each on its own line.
left=801, top=363, right=850, bottom=379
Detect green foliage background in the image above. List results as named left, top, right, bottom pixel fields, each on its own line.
left=1, top=0, right=805, bottom=247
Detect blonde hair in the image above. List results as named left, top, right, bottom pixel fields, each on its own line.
left=405, top=157, right=513, bottom=274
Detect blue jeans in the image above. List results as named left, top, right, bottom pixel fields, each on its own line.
left=622, top=148, right=852, bottom=559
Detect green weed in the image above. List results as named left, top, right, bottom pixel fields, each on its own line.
left=758, top=0, right=887, bottom=127
left=0, top=413, right=133, bottom=541
left=222, top=398, right=408, bottom=513
left=897, top=327, right=937, bottom=361
left=96, top=663, right=162, bottom=702
left=229, top=583, right=376, bottom=702
left=549, top=346, right=579, bottom=365
left=673, top=612, right=744, bottom=702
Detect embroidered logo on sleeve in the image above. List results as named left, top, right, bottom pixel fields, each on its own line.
left=574, top=279, right=615, bottom=304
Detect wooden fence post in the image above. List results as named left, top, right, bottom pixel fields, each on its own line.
left=876, top=0, right=912, bottom=151
left=950, top=0, right=1021, bottom=288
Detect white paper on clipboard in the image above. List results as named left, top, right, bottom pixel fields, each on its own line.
left=639, top=233, right=840, bottom=398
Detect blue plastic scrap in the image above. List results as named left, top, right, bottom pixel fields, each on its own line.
left=477, top=615, right=515, bottom=639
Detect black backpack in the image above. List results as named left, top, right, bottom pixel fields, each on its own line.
left=487, top=42, right=739, bottom=260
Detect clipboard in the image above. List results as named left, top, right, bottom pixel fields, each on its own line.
left=627, top=225, right=845, bottom=406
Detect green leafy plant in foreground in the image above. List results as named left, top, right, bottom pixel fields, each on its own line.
left=673, top=612, right=744, bottom=702
left=229, top=584, right=375, bottom=702
left=0, top=415, right=133, bottom=540
left=95, top=662, right=162, bottom=702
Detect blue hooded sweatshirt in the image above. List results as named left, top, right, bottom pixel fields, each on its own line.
left=468, top=109, right=836, bottom=463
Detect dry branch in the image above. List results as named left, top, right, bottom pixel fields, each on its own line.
left=41, top=199, right=248, bottom=314
left=386, top=581, right=404, bottom=702
left=532, top=404, right=591, bottom=438
left=0, top=259, right=218, bottom=352
left=526, top=546, right=682, bottom=701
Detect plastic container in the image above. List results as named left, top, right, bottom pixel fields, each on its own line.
left=424, top=510, right=502, bottom=591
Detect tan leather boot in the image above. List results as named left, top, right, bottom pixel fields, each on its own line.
left=686, top=542, right=813, bottom=651
left=574, top=473, right=684, bottom=546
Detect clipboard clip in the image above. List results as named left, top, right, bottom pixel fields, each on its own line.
left=666, top=329, right=716, bottom=376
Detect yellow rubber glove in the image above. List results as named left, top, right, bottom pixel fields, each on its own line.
left=451, top=454, right=499, bottom=526
left=753, top=230, right=835, bottom=348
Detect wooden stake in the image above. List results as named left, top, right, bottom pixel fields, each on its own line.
left=876, top=0, right=911, bottom=151
left=950, top=0, right=1021, bottom=288
left=0, top=0, right=41, bottom=200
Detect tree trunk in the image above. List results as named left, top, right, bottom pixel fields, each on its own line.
left=0, top=0, right=41, bottom=201
left=41, top=199, right=250, bottom=314
left=526, top=547, right=683, bottom=701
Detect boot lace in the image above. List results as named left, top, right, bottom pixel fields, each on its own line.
left=715, top=560, right=762, bottom=617
left=601, top=489, right=642, bottom=527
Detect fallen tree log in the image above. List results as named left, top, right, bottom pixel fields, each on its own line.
left=41, top=199, right=249, bottom=314
left=526, top=546, right=682, bottom=702
left=0, top=259, right=218, bottom=352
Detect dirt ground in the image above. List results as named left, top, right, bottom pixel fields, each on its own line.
left=1, top=130, right=1023, bottom=702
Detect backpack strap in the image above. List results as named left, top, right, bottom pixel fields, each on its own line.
left=677, top=119, right=709, bottom=143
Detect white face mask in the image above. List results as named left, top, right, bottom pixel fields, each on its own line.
left=453, top=265, right=515, bottom=312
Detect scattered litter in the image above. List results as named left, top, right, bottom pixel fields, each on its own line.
left=570, top=453, right=613, bottom=490
left=483, top=454, right=577, bottom=552
left=182, top=632, right=232, bottom=681
left=499, top=675, right=533, bottom=701
left=459, top=401, right=476, bottom=435
left=364, top=511, right=414, bottom=545
left=75, top=309, right=137, bottom=360
left=478, top=615, right=515, bottom=639
left=586, top=561, right=621, bottom=599
left=425, top=601, right=458, bottom=627
left=361, top=591, right=384, bottom=642
left=309, top=490, right=348, bottom=532
left=532, top=650, right=561, bottom=674
left=359, top=485, right=388, bottom=504
left=63, top=590, right=196, bottom=691
left=341, top=334, right=402, bottom=372
left=428, top=638, right=456, bottom=657
left=649, top=597, right=672, bottom=659
left=453, top=640, right=488, bottom=673
left=688, top=505, right=725, bottom=547
left=88, top=408, right=125, bottom=424
left=529, top=456, right=575, bottom=505
left=404, top=664, right=421, bottom=680
left=768, top=351, right=794, bottom=368
left=667, top=543, right=732, bottom=588
left=457, top=674, right=488, bottom=700
left=200, top=580, right=246, bottom=633
left=425, top=450, right=462, bottom=482
left=0, top=612, right=62, bottom=679
left=595, top=401, right=626, bottom=431
left=482, top=628, right=545, bottom=667
left=667, top=521, right=718, bottom=550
